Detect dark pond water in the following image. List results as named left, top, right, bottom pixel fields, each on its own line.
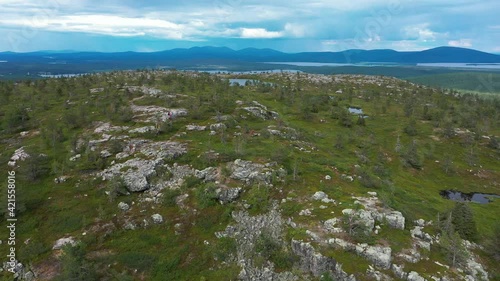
left=440, top=190, right=500, bottom=204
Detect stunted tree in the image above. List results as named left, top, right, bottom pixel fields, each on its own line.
left=440, top=230, right=469, bottom=268
left=438, top=212, right=469, bottom=268
left=450, top=202, right=478, bottom=241
left=57, top=243, right=98, bottom=281
left=404, top=119, right=418, bottom=136
left=402, top=140, right=423, bottom=169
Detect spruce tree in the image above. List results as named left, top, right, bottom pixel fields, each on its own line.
left=451, top=202, right=478, bottom=241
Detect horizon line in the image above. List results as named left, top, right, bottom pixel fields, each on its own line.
left=0, top=46, right=498, bottom=55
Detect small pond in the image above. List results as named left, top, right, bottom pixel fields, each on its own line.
left=348, top=107, right=363, bottom=115
left=348, top=107, right=369, bottom=118
left=440, top=190, right=500, bottom=204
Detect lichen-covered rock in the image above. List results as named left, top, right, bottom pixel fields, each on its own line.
left=118, top=202, right=130, bottom=211
left=228, top=159, right=272, bottom=185
left=52, top=237, right=77, bottom=250
left=151, top=214, right=163, bottom=224
left=312, top=191, right=328, bottom=201
left=101, top=158, right=162, bottom=192
left=216, top=187, right=242, bottom=204
left=129, top=126, right=155, bottom=134
left=411, top=226, right=433, bottom=242
left=243, top=103, right=279, bottom=120
left=367, top=265, right=393, bottom=281
left=186, top=124, right=206, bottom=131
left=465, top=256, right=489, bottom=280
left=391, top=264, right=407, bottom=279
left=407, top=271, right=426, bottom=281
left=381, top=211, right=405, bottom=230
left=299, top=209, right=312, bottom=216
left=195, top=167, right=218, bottom=181
left=209, top=123, right=227, bottom=131
left=291, top=240, right=355, bottom=280
left=238, top=265, right=298, bottom=281
left=8, top=147, right=30, bottom=167
left=324, top=218, right=343, bottom=233
left=99, top=141, right=187, bottom=192
left=328, top=238, right=392, bottom=270
left=357, top=244, right=392, bottom=270
left=100, top=149, right=112, bottom=158
left=342, top=209, right=375, bottom=231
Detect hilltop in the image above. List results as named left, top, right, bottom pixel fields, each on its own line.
left=0, top=71, right=499, bottom=280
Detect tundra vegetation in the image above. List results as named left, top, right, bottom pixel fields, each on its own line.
left=0, top=70, right=499, bottom=280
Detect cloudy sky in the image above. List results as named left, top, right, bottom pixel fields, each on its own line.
left=0, top=0, right=498, bottom=53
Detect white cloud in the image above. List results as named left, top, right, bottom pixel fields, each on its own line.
left=448, top=39, right=472, bottom=47
left=403, top=24, right=438, bottom=42
left=240, top=28, right=283, bottom=39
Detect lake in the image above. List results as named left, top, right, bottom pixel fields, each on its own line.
left=417, top=63, right=500, bottom=70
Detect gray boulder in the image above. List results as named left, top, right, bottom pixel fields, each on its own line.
left=151, top=214, right=164, bottom=224
left=118, top=202, right=130, bottom=211
left=216, top=187, right=242, bottom=204
left=195, top=167, right=218, bottom=181
left=407, top=271, right=426, bottom=281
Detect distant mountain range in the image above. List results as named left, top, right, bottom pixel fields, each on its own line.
left=1, top=46, right=500, bottom=64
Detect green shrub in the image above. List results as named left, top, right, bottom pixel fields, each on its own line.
left=117, top=252, right=158, bottom=272
left=246, top=185, right=270, bottom=214
left=56, top=243, right=98, bottom=281
left=195, top=183, right=218, bottom=209
left=162, top=188, right=181, bottom=208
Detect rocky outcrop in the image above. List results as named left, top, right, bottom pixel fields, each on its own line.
left=99, top=140, right=187, bottom=192
left=243, top=101, right=279, bottom=120
left=215, top=207, right=300, bottom=280
left=291, top=240, right=355, bottom=280
left=376, top=211, right=405, bottom=230
left=125, top=86, right=163, bottom=96
left=465, top=254, right=489, bottom=280
left=367, top=265, right=393, bottom=281
left=186, top=124, right=206, bottom=131
left=312, top=191, right=335, bottom=204
left=8, top=147, right=30, bottom=167
left=328, top=238, right=392, bottom=270
left=129, top=126, right=155, bottom=134
left=94, top=122, right=129, bottom=134
left=216, top=187, right=242, bottom=204
left=52, top=237, right=77, bottom=250
left=209, top=123, right=227, bottom=131
left=324, top=218, right=343, bottom=233
left=228, top=159, right=285, bottom=185
left=407, top=271, right=426, bottom=281
left=131, top=104, right=187, bottom=123
left=195, top=167, right=218, bottom=182
left=351, top=194, right=405, bottom=230
left=342, top=208, right=375, bottom=231
left=101, top=158, right=163, bottom=192
left=238, top=264, right=298, bottom=281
